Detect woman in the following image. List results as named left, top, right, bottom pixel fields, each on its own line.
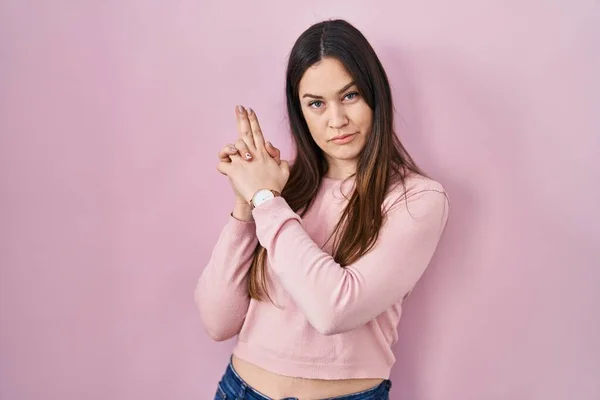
left=196, top=19, right=449, bottom=400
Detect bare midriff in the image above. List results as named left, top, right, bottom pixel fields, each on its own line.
left=231, top=355, right=384, bottom=400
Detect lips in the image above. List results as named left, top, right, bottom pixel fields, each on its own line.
left=330, top=133, right=356, bottom=141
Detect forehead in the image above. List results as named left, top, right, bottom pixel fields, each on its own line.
left=298, top=57, right=354, bottom=96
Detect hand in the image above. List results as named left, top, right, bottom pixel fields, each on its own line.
left=217, top=108, right=289, bottom=203
left=218, top=105, right=281, bottom=205
left=218, top=140, right=281, bottom=166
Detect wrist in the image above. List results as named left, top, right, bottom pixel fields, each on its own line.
left=232, top=202, right=253, bottom=222
left=249, top=188, right=281, bottom=209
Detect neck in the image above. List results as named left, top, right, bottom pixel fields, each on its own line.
left=324, top=158, right=357, bottom=180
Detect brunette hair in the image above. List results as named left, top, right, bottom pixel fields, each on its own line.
left=248, top=19, right=425, bottom=301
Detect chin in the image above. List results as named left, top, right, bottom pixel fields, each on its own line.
left=327, top=148, right=364, bottom=163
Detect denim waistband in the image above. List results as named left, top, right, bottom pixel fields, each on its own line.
left=218, top=357, right=391, bottom=400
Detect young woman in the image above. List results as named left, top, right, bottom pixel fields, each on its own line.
left=196, top=19, right=450, bottom=400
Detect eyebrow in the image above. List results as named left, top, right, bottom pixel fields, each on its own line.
left=301, top=81, right=356, bottom=99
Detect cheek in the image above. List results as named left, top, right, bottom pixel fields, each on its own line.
left=353, top=104, right=373, bottom=130
left=303, top=112, right=328, bottom=144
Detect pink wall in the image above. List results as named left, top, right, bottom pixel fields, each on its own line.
left=1, top=1, right=598, bottom=399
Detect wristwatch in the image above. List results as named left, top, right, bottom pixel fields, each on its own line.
left=249, top=189, right=281, bottom=209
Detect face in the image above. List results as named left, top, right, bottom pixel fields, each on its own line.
left=297, top=57, right=373, bottom=177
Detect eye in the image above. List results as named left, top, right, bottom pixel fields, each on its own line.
left=344, top=92, right=359, bottom=101
left=309, top=100, right=324, bottom=109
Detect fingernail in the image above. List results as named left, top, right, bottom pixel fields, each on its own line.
left=247, top=108, right=253, bottom=115
left=237, top=105, right=245, bottom=113
left=245, top=153, right=252, bottom=159
left=229, top=147, right=237, bottom=152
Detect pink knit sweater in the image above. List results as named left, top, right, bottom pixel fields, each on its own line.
left=195, top=174, right=449, bottom=379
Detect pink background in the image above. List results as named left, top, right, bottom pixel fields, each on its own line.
left=1, top=1, right=599, bottom=399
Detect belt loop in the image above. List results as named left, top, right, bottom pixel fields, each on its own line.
left=238, top=381, right=247, bottom=399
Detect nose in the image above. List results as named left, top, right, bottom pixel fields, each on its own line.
left=328, top=104, right=349, bottom=129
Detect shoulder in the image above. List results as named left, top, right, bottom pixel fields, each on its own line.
left=384, top=172, right=449, bottom=217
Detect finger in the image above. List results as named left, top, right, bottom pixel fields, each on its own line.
left=217, top=160, right=232, bottom=176
left=236, top=105, right=255, bottom=149
left=235, top=138, right=253, bottom=161
left=247, top=108, right=266, bottom=149
left=280, top=159, right=290, bottom=176
left=266, top=142, right=281, bottom=165
left=218, top=144, right=238, bottom=162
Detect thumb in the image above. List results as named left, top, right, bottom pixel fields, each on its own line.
left=279, top=160, right=290, bottom=175
left=217, top=160, right=232, bottom=176
left=266, top=141, right=281, bottom=165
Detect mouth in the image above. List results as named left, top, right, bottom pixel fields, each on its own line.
left=330, top=133, right=357, bottom=143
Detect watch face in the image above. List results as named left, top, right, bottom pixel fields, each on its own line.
left=253, top=189, right=275, bottom=207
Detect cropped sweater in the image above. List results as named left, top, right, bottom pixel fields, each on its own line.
left=195, top=174, right=449, bottom=379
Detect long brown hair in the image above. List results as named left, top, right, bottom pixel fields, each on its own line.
left=248, top=19, right=426, bottom=301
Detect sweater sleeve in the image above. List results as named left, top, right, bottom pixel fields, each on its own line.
left=251, top=187, right=449, bottom=336
left=194, top=215, right=257, bottom=341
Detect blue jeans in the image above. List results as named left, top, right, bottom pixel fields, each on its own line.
left=214, top=358, right=392, bottom=400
